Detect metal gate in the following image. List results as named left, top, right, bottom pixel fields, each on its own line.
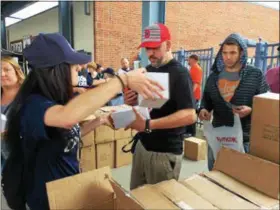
left=260, top=43, right=280, bottom=71
left=172, top=47, right=214, bottom=102
left=247, top=41, right=279, bottom=73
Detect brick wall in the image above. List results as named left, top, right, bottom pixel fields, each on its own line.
left=94, top=2, right=279, bottom=69
left=94, top=2, right=142, bottom=70
left=165, top=2, right=279, bottom=56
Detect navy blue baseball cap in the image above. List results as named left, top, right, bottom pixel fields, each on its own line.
left=23, top=33, right=91, bottom=68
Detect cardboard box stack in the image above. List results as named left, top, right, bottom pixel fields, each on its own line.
left=47, top=148, right=280, bottom=210
left=49, top=92, right=279, bottom=209
left=80, top=105, right=135, bottom=171
left=184, top=137, right=207, bottom=161
left=79, top=115, right=96, bottom=172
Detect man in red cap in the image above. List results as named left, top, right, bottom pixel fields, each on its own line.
left=125, top=23, right=196, bottom=190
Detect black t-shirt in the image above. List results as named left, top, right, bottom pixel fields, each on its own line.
left=140, top=59, right=195, bottom=154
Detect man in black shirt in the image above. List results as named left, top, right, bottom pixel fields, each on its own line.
left=125, top=23, right=196, bottom=190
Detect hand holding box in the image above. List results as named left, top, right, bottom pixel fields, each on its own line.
left=138, top=72, right=169, bottom=108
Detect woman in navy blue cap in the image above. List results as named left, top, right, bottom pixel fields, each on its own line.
left=3, top=33, right=163, bottom=210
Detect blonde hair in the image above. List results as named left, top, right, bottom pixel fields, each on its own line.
left=1, top=56, right=25, bottom=85
left=87, top=61, right=97, bottom=70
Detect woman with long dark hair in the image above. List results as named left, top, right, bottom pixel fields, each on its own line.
left=3, top=33, right=163, bottom=210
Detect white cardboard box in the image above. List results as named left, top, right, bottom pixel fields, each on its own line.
left=111, top=106, right=150, bottom=129
left=138, top=72, right=169, bottom=108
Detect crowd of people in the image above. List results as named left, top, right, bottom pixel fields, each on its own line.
left=1, top=23, right=278, bottom=210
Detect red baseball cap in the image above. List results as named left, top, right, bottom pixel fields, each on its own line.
left=138, top=23, right=171, bottom=49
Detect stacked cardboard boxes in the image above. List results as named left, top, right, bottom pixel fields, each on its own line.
left=80, top=106, right=134, bottom=172
left=47, top=148, right=280, bottom=210
left=79, top=115, right=96, bottom=172
left=48, top=93, right=279, bottom=209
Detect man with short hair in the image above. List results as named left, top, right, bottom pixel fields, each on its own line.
left=186, top=54, right=203, bottom=136
left=125, top=23, right=196, bottom=190
left=118, top=58, right=132, bottom=75
left=198, top=33, right=269, bottom=171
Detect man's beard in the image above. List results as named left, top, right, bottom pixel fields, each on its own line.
left=149, top=56, right=164, bottom=68
left=225, top=60, right=241, bottom=69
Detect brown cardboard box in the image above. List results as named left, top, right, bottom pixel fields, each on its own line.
left=115, top=138, right=132, bottom=168
left=81, top=114, right=96, bottom=122
left=181, top=175, right=259, bottom=209
left=184, top=137, right=206, bottom=161
left=250, top=93, right=279, bottom=164
left=47, top=167, right=144, bottom=210
left=213, top=147, right=279, bottom=200
left=93, top=107, right=115, bottom=144
left=131, top=185, right=179, bottom=209
left=154, top=179, right=218, bottom=209
left=204, top=171, right=279, bottom=209
left=96, top=142, right=115, bottom=169
left=94, top=105, right=132, bottom=144
left=94, top=125, right=115, bottom=144
left=80, top=145, right=96, bottom=172
left=115, top=128, right=131, bottom=140
left=81, top=130, right=95, bottom=147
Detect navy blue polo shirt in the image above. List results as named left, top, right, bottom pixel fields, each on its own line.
left=20, top=94, right=80, bottom=210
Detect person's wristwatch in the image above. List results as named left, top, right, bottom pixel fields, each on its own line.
left=145, top=119, right=152, bottom=133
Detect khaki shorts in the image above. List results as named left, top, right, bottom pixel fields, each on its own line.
left=130, top=140, right=182, bottom=190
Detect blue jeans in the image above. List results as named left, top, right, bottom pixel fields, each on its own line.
left=207, top=142, right=250, bottom=171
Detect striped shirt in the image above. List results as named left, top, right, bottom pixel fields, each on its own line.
left=200, top=65, right=269, bottom=142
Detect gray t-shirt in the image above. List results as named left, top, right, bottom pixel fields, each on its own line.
left=218, top=71, right=240, bottom=102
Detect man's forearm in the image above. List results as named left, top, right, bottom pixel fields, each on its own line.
left=150, top=109, right=196, bottom=130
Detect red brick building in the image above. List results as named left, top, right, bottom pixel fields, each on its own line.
left=94, top=2, right=279, bottom=70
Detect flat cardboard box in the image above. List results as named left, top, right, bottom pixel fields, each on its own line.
left=181, top=175, right=260, bottom=209
left=47, top=167, right=144, bottom=210
left=138, top=72, right=169, bottom=108
left=115, top=138, right=132, bottom=168
left=250, top=92, right=279, bottom=164
left=81, top=130, right=95, bottom=147
left=99, top=105, right=131, bottom=113
left=111, top=106, right=150, bottom=129
left=80, top=145, right=96, bottom=172
left=96, top=142, right=115, bottom=169
left=94, top=125, right=115, bottom=144
left=131, top=185, right=179, bottom=209
left=114, top=128, right=131, bottom=140
left=204, top=171, right=279, bottom=209
left=214, top=147, right=280, bottom=200
left=154, top=179, right=218, bottom=209
left=184, top=137, right=206, bottom=161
